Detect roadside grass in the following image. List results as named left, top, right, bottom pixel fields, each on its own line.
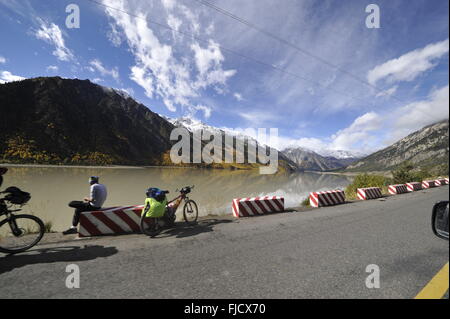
left=44, top=221, right=54, bottom=233
left=18, top=221, right=54, bottom=235
left=301, top=198, right=310, bottom=207
left=345, top=173, right=392, bottom=200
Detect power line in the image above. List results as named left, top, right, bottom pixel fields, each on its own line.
left=84, top=0, right=370, bottom=104
left=190, top=0, right=404, bottom=103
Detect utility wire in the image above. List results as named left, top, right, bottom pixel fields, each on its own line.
left=84, top=0, right=371, bottom=104
left=190, top=0, right=445, bottom=125
left=190, top=0, right=404, bottom=103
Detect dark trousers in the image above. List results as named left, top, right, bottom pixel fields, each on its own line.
left=69, top=201, right=100, bottom=227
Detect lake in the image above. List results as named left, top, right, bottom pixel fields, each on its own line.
left=1, top=166, right=353, bottom=231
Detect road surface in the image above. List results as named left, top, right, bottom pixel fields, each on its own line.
left=1, top=186, right=448, bottom=299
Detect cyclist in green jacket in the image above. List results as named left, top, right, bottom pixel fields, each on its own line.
left=142, top=188, right=167, bottom=218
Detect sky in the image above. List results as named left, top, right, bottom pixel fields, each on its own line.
left=0, top=0, right=448, bottom=156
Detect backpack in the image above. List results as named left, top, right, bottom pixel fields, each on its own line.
left=142, top=197, right=167, bottom=218
left=3, top=187, right=31, bottom=205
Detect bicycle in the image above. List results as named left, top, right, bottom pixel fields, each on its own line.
left=140, top=185, right=198, bottom=237
left=0, top=187, right=45, bottom=254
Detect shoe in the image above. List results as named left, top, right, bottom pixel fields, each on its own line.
left=62, top=228, right=78, bottom=235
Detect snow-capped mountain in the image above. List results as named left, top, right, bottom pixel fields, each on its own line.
left=166, top=116, right=299, bottom=171
left=166, top=116, right=261, bottom=145
left=315, top=149, right=367, bottom=160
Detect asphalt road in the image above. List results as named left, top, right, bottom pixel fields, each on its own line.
left=0, top=186, right=448, bottom=299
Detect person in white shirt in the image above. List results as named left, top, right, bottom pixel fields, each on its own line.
left=63, top=176, right=107, bottom=235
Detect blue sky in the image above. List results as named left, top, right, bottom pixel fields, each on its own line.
left=0, top=0, right=448, bottom=155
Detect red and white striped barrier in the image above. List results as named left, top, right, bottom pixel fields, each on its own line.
left=232, top=196, right=284, bottom=218
left=436, top=178, right=448, bottom=186
left=78, top=205, right=144, bottom=237
left=422, top=180, right=437, bottom=189
left=445, top=178, right=449, bottom=184
left=388, top=184, right=408, bottom=195
left=357, top=187, right=382, bottom=200
left=309, top=190, right=345, bottom=207
left=406, top=182, right=422, bottom=192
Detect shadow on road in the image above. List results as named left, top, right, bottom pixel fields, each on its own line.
left=155, top=218, right=233, bottom=239
left=0, top=245, right=118, bottom=275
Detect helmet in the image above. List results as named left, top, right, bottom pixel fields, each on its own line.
left=146, top=187, right=168, bottom=202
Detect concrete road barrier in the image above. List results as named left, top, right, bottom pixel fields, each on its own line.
left=309, top=190, right=345, bottom=207
left=436, top=178, right=448, bottom=186
left=388, top=184, right=408, bottom=195
left=422, top=180, right=437, bottom=189
left=232, top=196, right=284, bottom=218
left=406, top=182, right=423, bottom=192
left=79, top=205, right=144, bottom=237
left=357, top=187, right=382, bottom=200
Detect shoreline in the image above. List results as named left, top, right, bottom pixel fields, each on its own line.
left=0, top=163, right=232, bottom=170
left=317, top=170, right=394, bottom=178
left=2, top=163, right=366, bottom=176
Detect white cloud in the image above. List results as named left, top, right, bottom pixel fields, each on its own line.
left=238, top=110, right=281, bottom=127
left=0, top=70, right=25, bottom=83
left=89, top=59, right=119, bottom=81
left=389, top=85, right=449, bottom=142
left=107, top=22, right=123, bottom=47
left=191, top=40, right=236, bottom=90
left=233, top=93, right=243, bottom=101
left=329, top=112, right=382, bottom=151
left=375, top=85, right=398, bottom=98
left=118, top=87, right=134, bottom=96
left=46, top=65, right=58, bottom=72
left=277, top=136, right=328, bottom=152
left=368, top=39, right=449, bottom=86
left=167, top=14, right=181, bottom=27
left=190, top=105, right=212, bottom=119
left=0, top=56, right=5, bottom=64
left=102, top=0, right=235, bottom=118
left=277, top=112, right=382, bottom=153
left=161, top=0, right=176, bottom=10
left=34, top=20, right=74, bottom=61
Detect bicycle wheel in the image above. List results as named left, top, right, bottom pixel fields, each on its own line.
left=183, top=200, right=198, bottom=225
left=140, top=215, right=160, bottom=237
left=0, top=214, right=45, bottom=254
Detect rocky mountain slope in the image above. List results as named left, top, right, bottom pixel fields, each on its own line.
left=0, top=77, right=175, bottom=166
left=345, top=120, right=449, bottom=172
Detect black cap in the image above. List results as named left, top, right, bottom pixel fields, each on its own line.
left=89, top=176, right=99, bottom=184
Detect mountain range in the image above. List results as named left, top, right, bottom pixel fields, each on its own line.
left=281, top=147, right=361, bottom=171
left=0, top=77, right=296, bottom=171
left=1, top=77, right=448, bottom=174
left=166, top=117, right=363, bottom=171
